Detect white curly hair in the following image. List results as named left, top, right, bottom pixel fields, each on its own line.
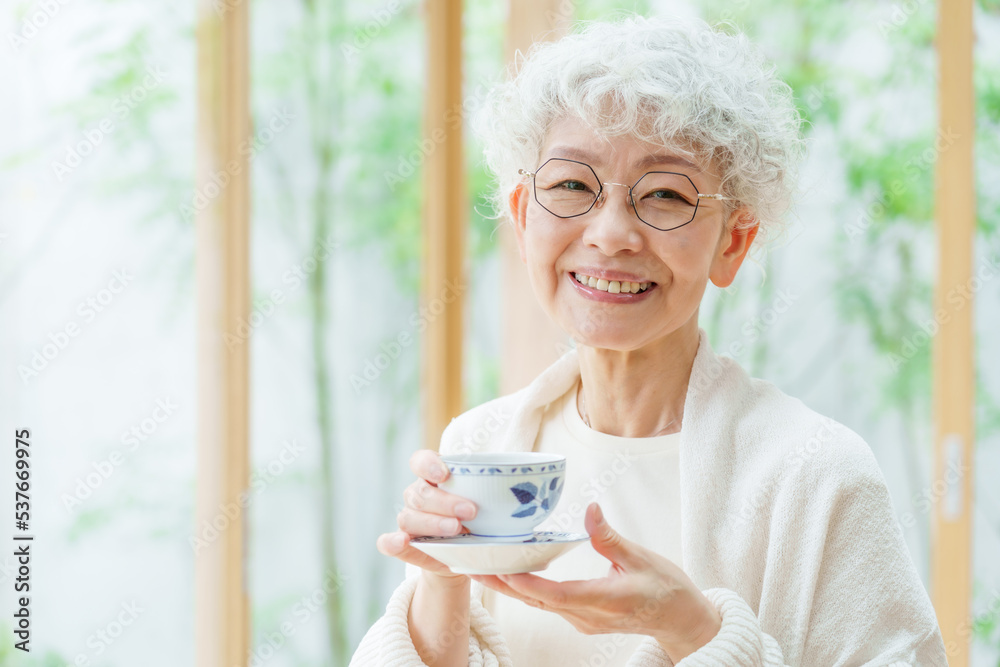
left=471, top=13, right=806, bottom=252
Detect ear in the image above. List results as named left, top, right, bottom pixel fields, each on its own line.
left=709, top=206, right=759, bottom=288
left=508, top=182, right=530, bottom=264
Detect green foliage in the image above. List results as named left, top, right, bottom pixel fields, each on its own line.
left=843, top=138, right=936, bottom=231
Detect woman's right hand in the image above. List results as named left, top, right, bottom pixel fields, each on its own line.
left=376, top=448, right=478, bottom=582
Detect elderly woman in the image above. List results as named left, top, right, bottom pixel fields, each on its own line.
left=352, top=14, right=947, bottom=667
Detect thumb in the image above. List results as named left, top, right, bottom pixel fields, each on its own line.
left=585, top=503, right=637, bottom=568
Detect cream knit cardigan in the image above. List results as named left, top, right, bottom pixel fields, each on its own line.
left=351, top=328, right=948, bottom=666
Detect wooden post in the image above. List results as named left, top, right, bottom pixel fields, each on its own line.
left=424, top=0, right=466, bottom=451
left=195, top=0, right=250, bottom=664
left=499, top=0, right=573, bottom=395
left=931, top=0, right=975, bottom=664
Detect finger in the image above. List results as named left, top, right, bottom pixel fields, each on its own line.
left=471, top=577, right=606, bottom=636
left=470, top=575, right=548, bottom=610
left=403, top=479, right=477, bottom=521
left=396, top=507, right=465, bottom=537
left=584, top=503, right=640, bottom=570
left=376, top=531, right=457, bottom=576
left=410, top=449, right=451, bottom=485
left=497, top=572, right=606, bottom=609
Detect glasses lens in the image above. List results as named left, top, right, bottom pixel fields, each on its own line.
left=632, top=172, right=699, bottom=230
left=533, top=159, right=600, bottom=217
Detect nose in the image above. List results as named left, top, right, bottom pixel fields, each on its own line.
left=581, top=183, right=644, bottom=255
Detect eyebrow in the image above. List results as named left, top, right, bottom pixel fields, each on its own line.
left=545, top=145, right=700, bottom=172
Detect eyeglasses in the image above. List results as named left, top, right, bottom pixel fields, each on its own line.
left=518, top=157, right=736, bottom=231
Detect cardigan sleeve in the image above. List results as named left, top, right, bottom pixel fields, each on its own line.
left=625, top=588, right=776, bottom=667
left=349, top=570, right=515, bottom=667
left=351, top=414, right=519, bottom=666
left=627, top=584, right=943, bottom=667
left=624, top=463, right=948, bottom=667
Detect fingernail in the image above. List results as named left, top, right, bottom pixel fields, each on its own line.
left=439, top=518, right=458, bottom=533
left=594, top=504, right=604, bottom=524
left=391, top=533, right=406, bottom=550
left=455, top=502, right=476, bottom=520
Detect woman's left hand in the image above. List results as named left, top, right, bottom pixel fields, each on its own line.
left=470, top=503, right=722, bottom=662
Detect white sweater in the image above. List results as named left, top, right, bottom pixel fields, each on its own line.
left=351, top=327, right=949, bottom=666
left=485, top=376, right=684, bottom=666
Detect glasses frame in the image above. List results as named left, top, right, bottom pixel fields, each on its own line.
left=518, top=157, right=737, bottom=232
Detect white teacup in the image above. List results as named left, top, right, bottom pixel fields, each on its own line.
left=439, top=452, right=566, bottom=539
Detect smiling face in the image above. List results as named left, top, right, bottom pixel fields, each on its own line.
left=509, top=114, right=759, bottom=351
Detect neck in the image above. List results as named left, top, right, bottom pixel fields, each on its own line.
left=576, top=320, right=699, bottom=438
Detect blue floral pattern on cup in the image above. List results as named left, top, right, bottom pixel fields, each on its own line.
left=448, top=462, right=565, bottom=475
left=411, top=531, right=586, bottom=544
left=509, top=476, right=563, bottom=518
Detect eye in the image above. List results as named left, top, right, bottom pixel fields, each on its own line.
left=645, top=188, right=695, bottom=205
left=650, top=189, right=683, bottom=200
left=554, top=180, right=592, bottom=192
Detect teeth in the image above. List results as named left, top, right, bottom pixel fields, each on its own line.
left=574, top=273, right=652, bottom=294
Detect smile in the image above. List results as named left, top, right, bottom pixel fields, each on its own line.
left=572, top=272, right=653, bottom=294
left=566, top=273, right=658, bottom=304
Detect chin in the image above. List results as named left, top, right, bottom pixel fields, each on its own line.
left=570, top=327, right=648, bottom=352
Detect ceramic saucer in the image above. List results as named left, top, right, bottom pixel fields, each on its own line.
left=410, top=531, right=589, bottom=575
